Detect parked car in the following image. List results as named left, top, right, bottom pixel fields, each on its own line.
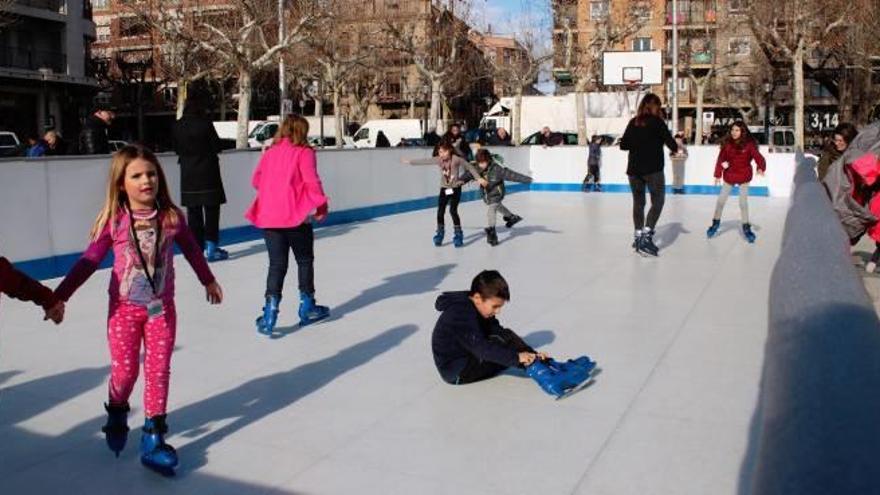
left=0, top=131, right=22, bottom=157
left=521, top=131, right=579, bottom=146
left=397, top=138, right=428, bottom=147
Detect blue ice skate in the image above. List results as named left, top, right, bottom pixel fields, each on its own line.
left=453, top=227, right=464, bottom=248
left=204, top=241, right=229, bottom=262
left=299, top=292, right=330, bottom=326
left=526, top=360, right=567, bottom=398
left=707, top=219, right=721, bottom=238
left=140, top=416, right=178, bottom=477
left=742, top=223, right=756, bottom=243
left=256, top=295, right=280, bottom=335
left=433, top=227, right=445, bottom=246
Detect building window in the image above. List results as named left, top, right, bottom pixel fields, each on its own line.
left=729, top=0, right=747, bottom=12
left=808, top=79, right=833, bottom=98
left=119, top=18, right=149, bottom=38
left=666, top=77, right=688, bottom=94
left=590, top=1, right=609, bottom=21
left=92, top=0, right=109, bottom=7
left=729, top=37, right=750, bottom=57
left=632, top=37, right=652, bottom=52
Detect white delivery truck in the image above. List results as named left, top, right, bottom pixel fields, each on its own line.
left=351, top=119, right=423, bottom=148
left=246, top=116, right=345, bottom=148
left=479, top=93, right=639, bottom=144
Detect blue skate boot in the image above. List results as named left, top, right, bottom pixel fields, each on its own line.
left=550, top=356, right=598, bottom=378
left=743, top=223, right=756, bottom=243
left=298, top=292, right=330, bottom=326
left=140, top=415, right=178, bottom=477
left=526, top=360, right=568, bottom=398
left=706, top=218, right=721, bottom=238
left=101, top=402, right=130, bottom=457
left=433, top=226, right=445, bottom=246
left=204, top=241, right=229, bottom=262
left=255, top=295, right=280, bottom=336
left=453, top=227, right=464, bottom=248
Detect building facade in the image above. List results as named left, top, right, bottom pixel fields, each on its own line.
left=0, top=0, right=98, bottom=144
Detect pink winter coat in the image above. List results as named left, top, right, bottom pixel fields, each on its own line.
left=850, top=152, right=880, bottom=242
left=245, top=141, right=329, bottom=229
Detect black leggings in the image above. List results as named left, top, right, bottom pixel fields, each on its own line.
left=628, top=172, right=666, bottom=231
left=436, top=187, right=462, bottom=227
left=187, top=205, right=221, bottom=249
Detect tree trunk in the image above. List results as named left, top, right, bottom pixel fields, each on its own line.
left=219, top=81, right=227, bottom=121
left=694, top=82, right=706, bottom=145
left=855, top=68, right=878, bottom=126
left=575, top=80, right=588, bottom=146
left=334, top=89, right=343, bottom=149
left=176, top=79, right=188, bottom=120
left=236, top=69, right=253, bottom=149
left=429, top=78, right=442, bottom=133
left=513, top=87, right=523, bottom=146
left=137, top=80, right=145, bottom=142
left=315, top=96, right=324, bottom=146
left=838, top=68, right=853, bottom=124
left=793, top=45, right=805, bottom=151
left=409, top=95, right=416, bottom=118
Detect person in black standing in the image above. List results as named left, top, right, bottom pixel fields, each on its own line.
left=619, top=93, right=678, bottom=257
left=434, top=123, right=472, bottom=160
left=172, top=93, right=229, bottom=262
left=78, top=106, right=115, bottom=155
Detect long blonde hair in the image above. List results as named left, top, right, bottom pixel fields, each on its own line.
left=273, top=115, right=310, bottom=146
left=90, top=145, right=179, bottom=239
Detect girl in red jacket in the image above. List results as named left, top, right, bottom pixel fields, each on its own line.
left=706, top=121, right=766, bottom=243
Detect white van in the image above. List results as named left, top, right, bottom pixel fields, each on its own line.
left=352, top=119, right=423, bottom=148
left=748, top=126, right=796, bottom=152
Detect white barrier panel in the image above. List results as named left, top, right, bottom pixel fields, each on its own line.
left=1, top=145, right=793, bottom=274
left=0, top=147, right=534, bottom=272
left=524, top=145, right=797, bottom=197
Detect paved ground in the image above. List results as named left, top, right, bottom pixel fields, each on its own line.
left=0, top=191, right=789, bottom=494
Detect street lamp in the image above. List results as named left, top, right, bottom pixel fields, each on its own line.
left=763, top=79, right=773, bottom=147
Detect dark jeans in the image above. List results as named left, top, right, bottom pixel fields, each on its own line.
left=263, top=223, right=315, bottom=298
left=583, top=164, right=601, bottom=185
left=187, top=205, right=221, bottom=249
left=436, top=187, right=462, bottom=227
left=628, top=172, right=666, bottom=231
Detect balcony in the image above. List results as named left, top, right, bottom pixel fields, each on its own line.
left=665, top=1, right=717, bottom=28
left=665, top=51, right=715, bottom=67
left=14, top=0, right=66, bottom=14
left=0, top=48, right=67, bottom=74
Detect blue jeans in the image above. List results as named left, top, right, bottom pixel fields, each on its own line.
left=263, top=224, right=315, bottom=298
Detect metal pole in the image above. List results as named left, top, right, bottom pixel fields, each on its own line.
left=764, top=89, right=771, bottom=147
left=278, top=0, right=286, bottom=118
left=671, top=0, right=679, bottom=134
left=319, top=80, right=325, bottom=147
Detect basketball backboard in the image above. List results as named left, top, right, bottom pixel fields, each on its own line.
left=602, top=51, right=662, bottom=86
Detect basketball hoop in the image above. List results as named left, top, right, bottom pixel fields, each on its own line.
left=623, top=78, right=642, bottom=90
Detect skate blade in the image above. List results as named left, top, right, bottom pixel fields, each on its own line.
left=554, top=376, right=596, bottom=401
left=141, top=460, right=176, bottom=477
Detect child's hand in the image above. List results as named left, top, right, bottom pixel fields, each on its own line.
left=206, top=282, right=223, bottom=304
left=478, top=178, right=488, bottom=187
left=757, top=169, right=765, bottom=177
left=518, top=352, right=537, bottom=366
left=714, top=178, right=721, bottom=186
left=536, top=351, right=550, bottom=361
left=721, top=161, right=730, bottom=169
left=314, top=203, right=329, bottom=222
left=44, top=301, right=65, bottom=325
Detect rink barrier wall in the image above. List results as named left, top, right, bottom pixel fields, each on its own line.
left=742, top=153, right=880, bottom=494
left=1, top=145, right=797, bottom=280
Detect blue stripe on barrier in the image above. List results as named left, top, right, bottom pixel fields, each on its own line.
left=527, top=183, right=770, bottom=197
left=13, top=184, right=531, bottom=281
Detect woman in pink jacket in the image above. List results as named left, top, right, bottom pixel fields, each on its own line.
left=245, top=115, right=330, bottom=335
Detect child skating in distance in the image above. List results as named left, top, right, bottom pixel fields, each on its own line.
left=431, top=270, right=597, bottom=399
left=54, top=145, right=223, bottom=476
left=583, top=135, right=602, bottom=192
left=460, top=149, right=533, bottom=246
left=0, top=256, right=64, bottom=324
left=706, top=121, right=766, bottom=243
left=402, top=143, right=483, bottom=248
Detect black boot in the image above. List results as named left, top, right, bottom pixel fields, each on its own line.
left=485, top=227, right=499, bottom=246
left=640, top=229, right=659, bottom=257
left=102, top=402, right=130, bottom=457
left=504, top=215, right=523, bottom=228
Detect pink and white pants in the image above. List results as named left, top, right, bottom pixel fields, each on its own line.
left=106, top=300, right=177, bottom=417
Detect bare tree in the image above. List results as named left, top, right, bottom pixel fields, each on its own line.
left=837, top=0, right=880, bottom=125
left=0, top=0, right=17, bottom=32
left=484, top=3, right=552, bottom=144
left=346, top=62, right=387, bottom=124
left=556, top=0, right=651, bottom=145
left=305, top=6, right=378, bottom=148
left=384, top=2, right=475, bottom=134
left=183, top=1, right=320, bottom=148
left=126, top=1, right=228, bottom=119
left=748, top=0, right=854, bottom=150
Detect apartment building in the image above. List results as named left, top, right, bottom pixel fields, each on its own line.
left=0, top=0, right=98, bottom=143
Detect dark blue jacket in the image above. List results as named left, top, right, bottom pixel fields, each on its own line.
left=431, top=291, right=534, bottom=383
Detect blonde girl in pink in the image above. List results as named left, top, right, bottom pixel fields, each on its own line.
left=55, top=145, right=223, bottom=476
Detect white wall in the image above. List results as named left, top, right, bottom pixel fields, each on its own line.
left=0, top=145, right=792, bottom=265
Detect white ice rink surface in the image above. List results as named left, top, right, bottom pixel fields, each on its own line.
left=0, top=191, right=788, bottom=494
